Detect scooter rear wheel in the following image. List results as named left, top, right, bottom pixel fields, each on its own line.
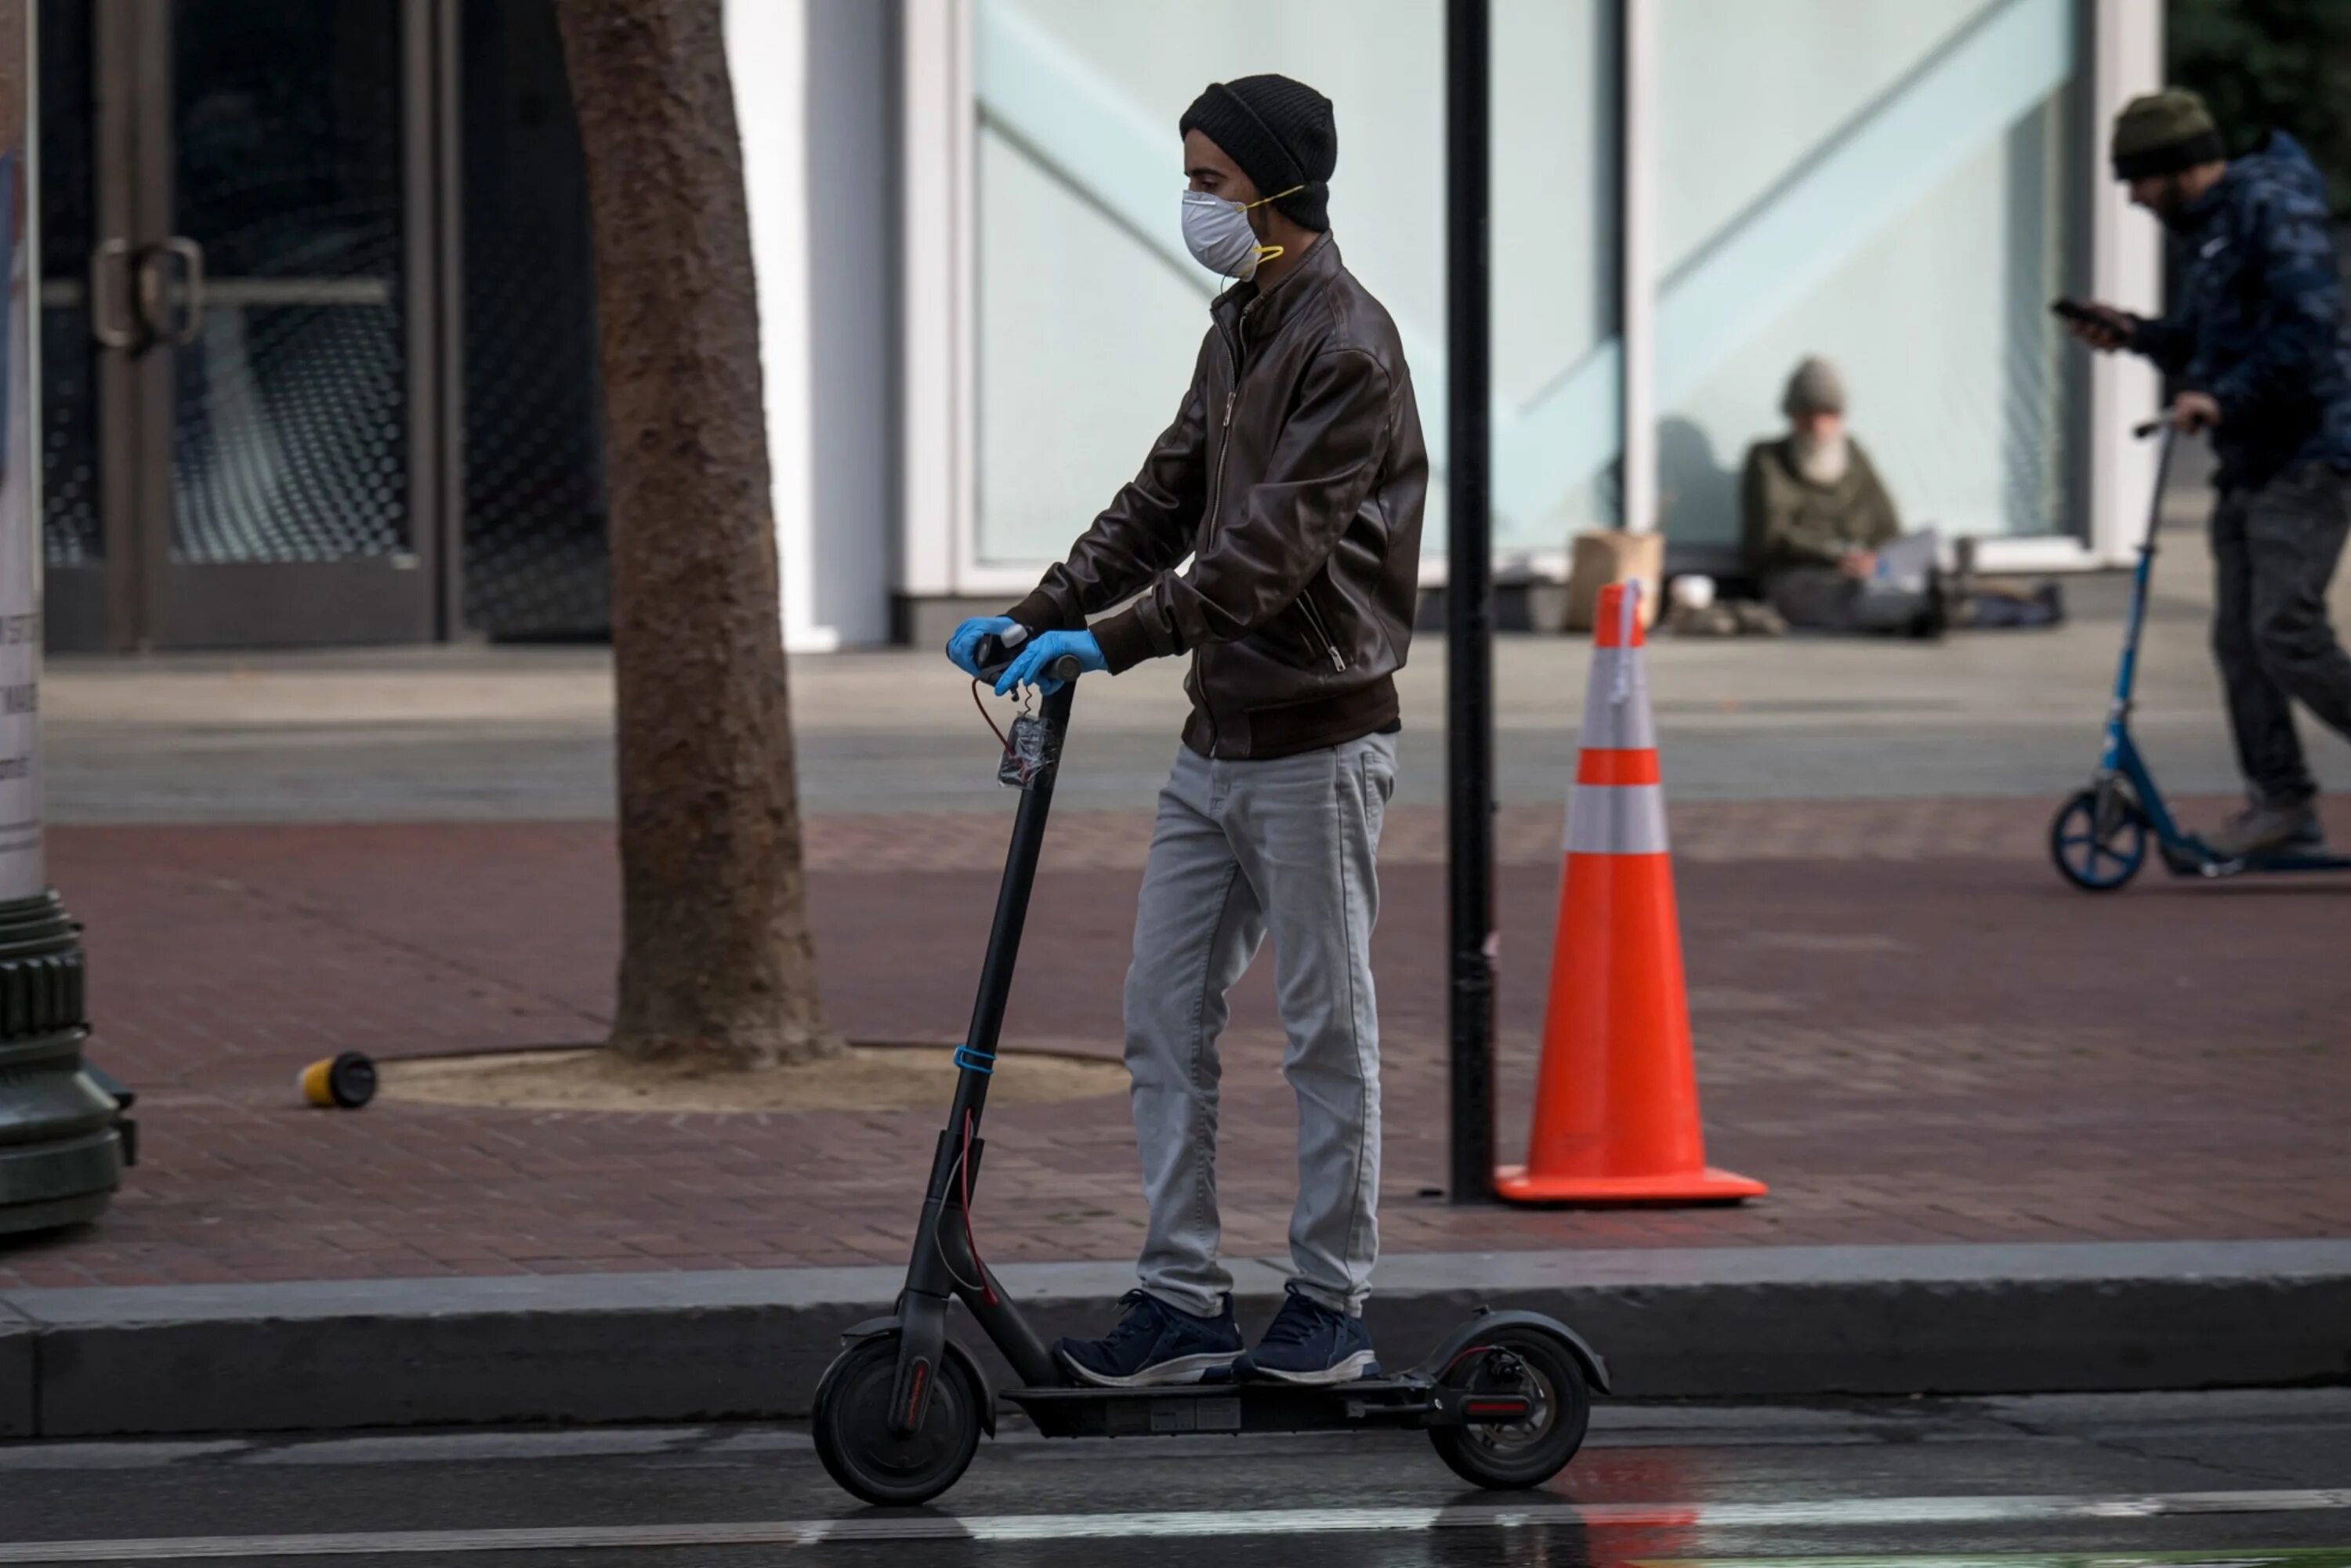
left=2050, top=787, right=2147, bottom=892
left=1428, top=1325, right=1593, bottom=1490
left=812, top=1333, right=984, bottom=1507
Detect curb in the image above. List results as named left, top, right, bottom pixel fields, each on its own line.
left=2, top=1240, right=2346, bottom=1437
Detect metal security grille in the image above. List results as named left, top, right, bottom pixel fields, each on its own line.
left=168, top=286, right=408, bottom=563
left=38, top=0, right=98, bottom=568
left=40, top=301, right=99, bottom=566
left=168, top=0, right=409, bottom=566
left=458, top=0, right=608, bottom=642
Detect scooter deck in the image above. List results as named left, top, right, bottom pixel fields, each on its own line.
left=1002, top=1375, right=1523, bottom=1439
left=2162, top=840, right=2351, bottom=878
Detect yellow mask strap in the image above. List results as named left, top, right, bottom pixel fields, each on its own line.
left=1237, top=183, right=1307, bottom=266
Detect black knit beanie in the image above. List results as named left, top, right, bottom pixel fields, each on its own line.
left=1179, top=74, right=1337, bottom=232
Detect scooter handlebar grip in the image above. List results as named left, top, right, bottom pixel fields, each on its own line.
left=973, top=632, right=1015, bottom=681
left=973, top=633, right=1081, bottom=686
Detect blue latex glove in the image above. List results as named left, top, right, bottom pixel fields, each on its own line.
left=945, top=615, right=1018, bottom=677
left=993, top=628, right=1106, bottom=696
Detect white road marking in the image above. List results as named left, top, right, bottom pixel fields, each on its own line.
left=0, top=1489, right=2347, bottom=1562
left=0, top=1440, right=249, bottom=1472
left=240, top=1429, right=694, bottom=1466
left=1643, top=1555, right=2351, bottom=1568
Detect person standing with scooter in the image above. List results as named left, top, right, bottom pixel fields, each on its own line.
left=947, top=74, right=1425, bottom=1388
left=2063, top=89, right=2351, bottom=856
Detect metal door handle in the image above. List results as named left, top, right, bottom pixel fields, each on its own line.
left=90, top=237, right=136, bottom=348
left=136, top=237, right=206, bottom=346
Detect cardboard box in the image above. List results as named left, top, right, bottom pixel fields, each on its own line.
left=1563, top=530, right=1665, bottom=632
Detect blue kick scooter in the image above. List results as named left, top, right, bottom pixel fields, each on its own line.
left=2051, top=421, right=2351, bottom=890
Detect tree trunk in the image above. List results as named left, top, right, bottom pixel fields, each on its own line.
left=556, top=0, right=838, bottom=1070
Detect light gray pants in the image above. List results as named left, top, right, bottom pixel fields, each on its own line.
left=1766, top=567, right=1931, bottom=634
left=1124, top=732, right=1396, bottom=1320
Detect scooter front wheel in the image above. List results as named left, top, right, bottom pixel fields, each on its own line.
left=812, top=1333, right=984, bottom=1507
left=1428, top=1324, right=1593, bottom=1490
left=2050, top=787, right=2147, bottom=892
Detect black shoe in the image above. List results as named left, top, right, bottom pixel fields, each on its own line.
left=1053, top=1290, right=1242, bottom=1388
left=1906, top=570, right=1950, bottom=641
left=1232, top=1284, right=1380, bottom=1385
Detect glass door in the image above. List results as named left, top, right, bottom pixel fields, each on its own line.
left=44, top=0, right=444, bottom=650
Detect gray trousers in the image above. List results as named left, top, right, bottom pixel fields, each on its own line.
left=1766, top=567, right=1931, bottom=634
left=2212, top=462, right=2351, bottom=808
left=1123, top=732, right=1396, bottom=1320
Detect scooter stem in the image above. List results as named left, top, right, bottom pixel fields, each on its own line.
left=951, top=679, right=1076, bottom=1133
left=891, top=678, right=1081, bottom=1433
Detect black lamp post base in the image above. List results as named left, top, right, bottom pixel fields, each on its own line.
left=0, top=890, right=122, bottom=1239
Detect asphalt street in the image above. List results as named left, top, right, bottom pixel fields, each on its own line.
left=2, top=1392, right=2347, bottom=1566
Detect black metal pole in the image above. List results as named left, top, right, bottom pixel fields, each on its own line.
left=1444, top=0, right=1495, bottom=1204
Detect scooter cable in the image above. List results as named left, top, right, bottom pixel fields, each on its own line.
left=970, top=678, right=1011, bottom=749
left=932, top=1107, right=998, bottom=1305
left=960, top=1108, right=998, bottom=1306
left=970, top=679, right=1037, bottom=786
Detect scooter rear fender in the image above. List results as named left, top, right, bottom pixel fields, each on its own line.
left=1407, top=1308, right=1611, bottom=1394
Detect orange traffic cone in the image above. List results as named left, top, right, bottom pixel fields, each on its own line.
left=1496, top=580, right=1764, bottom=1204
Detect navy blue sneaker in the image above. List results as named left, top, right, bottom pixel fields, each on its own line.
left=1233, top=1284, right=1379, bottom=1385
left=1055, top=1290, right=1243, bottom=1388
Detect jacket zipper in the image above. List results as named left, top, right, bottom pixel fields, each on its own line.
left=1196, top=321, right=1246, bottom=756
left=1296, top=588, right=1346, bottom=673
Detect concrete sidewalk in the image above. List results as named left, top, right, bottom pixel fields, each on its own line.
left=8, top=463, right=2348, bottom=1433
left=2, top=810, right=2346, bottom=1432
left=39, top=490, right=2351, bottom=822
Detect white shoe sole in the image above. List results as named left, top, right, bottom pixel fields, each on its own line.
left=1056, top=1349, right=1238, bottom=1389
left=1242, top=1349, right=1379, bottom=1385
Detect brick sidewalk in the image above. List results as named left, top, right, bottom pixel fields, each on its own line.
left=2, top=799, right=2346, bottom=1290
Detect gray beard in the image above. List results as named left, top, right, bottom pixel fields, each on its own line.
left=1791, top=431, right=1850, bottom=485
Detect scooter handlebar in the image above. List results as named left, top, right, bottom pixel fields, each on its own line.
left=974, top=632, right=1082, bottom=686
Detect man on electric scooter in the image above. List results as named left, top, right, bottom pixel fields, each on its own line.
left=946, top=74, right=1425, bottom=1388
left=2063, top=89, right=2351, bottom=857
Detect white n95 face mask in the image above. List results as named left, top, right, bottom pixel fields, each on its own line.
left=1179, top=184, right=1302, bottom=281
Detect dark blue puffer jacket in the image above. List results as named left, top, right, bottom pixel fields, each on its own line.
left=2131, top=132, right=2351, bottom=491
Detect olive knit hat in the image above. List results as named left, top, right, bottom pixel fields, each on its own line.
left=1781, top=357, right=1846, bottom=418
left=2111, top=89, right=2224, bottom=180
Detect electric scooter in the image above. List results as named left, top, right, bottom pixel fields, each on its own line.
left=2051, top=422, right=2351, bottom=890
left=810, top=635, right=1608, bottom=1506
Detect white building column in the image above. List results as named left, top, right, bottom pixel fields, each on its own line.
left=897, top=0, right=974, bottom=611
left=1617, top=0, right=1657, bottom=536
left=2085, top=0, right=2166, bottom=562
left=727, top=0, right=896, bottom=652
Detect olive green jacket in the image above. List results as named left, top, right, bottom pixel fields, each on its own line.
left=1739, top=436, right=1901, bottom=575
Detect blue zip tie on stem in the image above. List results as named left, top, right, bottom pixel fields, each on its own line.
left=954, top=1045, right=996, bottom=1075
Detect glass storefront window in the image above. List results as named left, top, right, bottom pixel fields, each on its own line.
left=1654, top=0, right=2081, bottom=549
left=973, top=0, right=1442, bottom=568
left=1489, top=0, right=1619, bottom=563
left=971, top=0, right=2078, bottom=574
left=973, top=0, right=1617, bottom=571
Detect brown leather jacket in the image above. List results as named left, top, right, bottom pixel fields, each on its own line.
left=1006, top=237, right=1427, bottom=759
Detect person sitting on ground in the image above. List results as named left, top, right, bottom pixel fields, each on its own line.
left=1740, top=357, right=1945, bottom=639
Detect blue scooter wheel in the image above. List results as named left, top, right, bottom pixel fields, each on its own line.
left=2050, top=788, right=2146, bottom=892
